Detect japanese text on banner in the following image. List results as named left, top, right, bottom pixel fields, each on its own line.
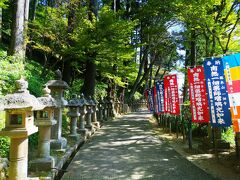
left=156, top=80, right=164, bottom=114
left=188, top=66, right=210, bottom=123
left=164, top=75, right=180, bottom=115
left=203, top=57, right=231, bottom=127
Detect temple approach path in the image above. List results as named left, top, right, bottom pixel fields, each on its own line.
left=62, top=111, right=215, bottom=180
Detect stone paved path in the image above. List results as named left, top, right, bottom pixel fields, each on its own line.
left=62, top=111, right=215, bottom=180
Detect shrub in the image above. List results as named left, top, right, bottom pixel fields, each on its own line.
left=0, top=137, right=10, bottom=158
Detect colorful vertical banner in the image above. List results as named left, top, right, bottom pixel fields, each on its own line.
left=152, top=86, right=158, bottom=113
left=164, top=76, right=171, bottom=113
left=203, top=57, right=232, bottom=127
left=156, top=80, right=164, bottom=114
left=188, top=66, right=210, bottom=123
left=148, top=88, right=154, bottom=112
left=164, top=75, right=180, bottom=115
left=222, top=53, right=240, bottom=132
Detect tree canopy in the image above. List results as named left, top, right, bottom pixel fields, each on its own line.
left=0, top=0, right=239, bottom=100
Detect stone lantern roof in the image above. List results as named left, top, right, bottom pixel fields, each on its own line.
left=79, top=94, right=90, bottom=107
left=92, top=97, right=98, bottom=105
left=0, top=78, right=44, bottom=111
left=45, top=70, right=69, bottom=90
left=68, top=94, right=80, bottom=107
left=87, top=96, right=95, bottom=106
left=37, top=86, right=59, bottom=108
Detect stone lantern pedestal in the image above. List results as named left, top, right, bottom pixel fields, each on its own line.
left=78, top=95, right=90, bottom=139
left=115, top=99, right=121, bottom=116
left=91, top=97, right=100, bottom=129
left=98, top=98, right=104, bottom=123
left=0, top=79, right=44, bottom=180
left=103, top=97, right=109, bottom=121
left=67, top=95, right=81, bottom=141
left=45, top=70, right=69, bottom=150
left=30, top=87, right=58, bottom=172
left=85, top=97, right=94, bottom=132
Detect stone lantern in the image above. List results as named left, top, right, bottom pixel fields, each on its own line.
left=91, top=97, right=100, bottom=128
left=85, top=97, right=94, bottom=130
left=115, top=98, right=120, bottom=115
left=67, top=94, right=80, bottom=140
left=103, top=97, right=109, bottom=121
left=45, top=70, right=69, bottom=149
left=98, top=97, right=104, bottom=123
left=78, top=94, right=89, bottom=138
left=108, top=97, right=114, bottom=118
left=30, top=86, right=58, bottom=172
left=0, top=78, right=44, bottom=180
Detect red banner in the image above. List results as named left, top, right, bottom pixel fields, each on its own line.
left=153, top=86, right=158, bottom=113
left=164, top=75, right=180, bottom=115
left=188, top=66, right=210, bottom=123
left=164, top=76, right=171, bottom=113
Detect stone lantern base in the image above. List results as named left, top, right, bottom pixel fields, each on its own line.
left=68, top=133, right=81, bottom=141
left=93, top=122, right=100, bottom=129
left=123, top=104, right=129, bottom=113
left=78, top=129, right=91, bottom=140
left=29, top=157, right=55, bottom=172
left=50, top=137, right=67, bottom=150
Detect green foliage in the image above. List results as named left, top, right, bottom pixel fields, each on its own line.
left=25, top=60, right=54, bottom=97
left=62, top=111, right=70, bottom=135
left=133, top=91, right=142, bottom=100
left=0, top=137, right=10, bottom=158
left=29, top=132, right=38, bottom=149
left=95, top=82, right=108, bottom=99
left=29, top=5, right=68, bottom=59
left=0, top=0, right=8, bottom=8
left=72, top=6, right=138, bottom=86
left=0, top=50, right=24, bottom=96
left=222, top=127, right=235, bottom=146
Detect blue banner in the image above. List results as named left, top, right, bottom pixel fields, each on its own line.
left=156, top=81, right=164, bottom=113
left=148, top=89, right=154, bottom=112
left=203, top=57, right=232, bottom=127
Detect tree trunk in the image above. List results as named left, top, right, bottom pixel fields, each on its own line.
left=9, top=0, right=30, bottom=59
left=82, top=60, right=96, bottom=97
left=29, top=0, right=38, bottom=21
left=82, top=0, right=97, bottom=97
left=8, top=0, right=26, bottom=58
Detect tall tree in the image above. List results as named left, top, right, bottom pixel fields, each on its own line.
left=8, top=0, right=30, bottom=59
left=82, top=0, right=98, bottom=97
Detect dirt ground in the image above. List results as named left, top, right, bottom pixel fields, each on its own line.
left=149, top=118, right=240, bottom=180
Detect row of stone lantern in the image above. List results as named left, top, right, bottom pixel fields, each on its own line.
left=128, top=99, right=147, bottom=112
left=0, top=73, right=122, bottom=179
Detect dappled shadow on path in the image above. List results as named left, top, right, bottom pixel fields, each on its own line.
left=62, top=112, right=215, bottom=180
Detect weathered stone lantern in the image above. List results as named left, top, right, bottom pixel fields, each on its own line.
left=78, top=94, right=89, bottom=138
left=0, top=78, right=44, bottom=180
left=103, top=97, right=109, bottom=121
left=67, top=94, right=80, bottom=140
left=98, top=97, right=104, bottom=122
left=45, top=70, right=69, bottom=149
left=115, top=98, right=120, bottom=115
left=30, top=86, right=58, bottom=172
left=85, top=97, right=94, bottom=130
left=91, top=97, right=100, bottom=128
left=108, top=97, right=114, bottom=118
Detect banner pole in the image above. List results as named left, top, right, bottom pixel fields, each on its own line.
left=169, top=115, right=172, bottom=135
left=235, top=132, right=240, bottom=159
left=176, top=115, right=178, bottom=138
left=188, top=117, right=192, bottom=149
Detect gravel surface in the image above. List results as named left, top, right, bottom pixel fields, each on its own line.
left=62, top=111, right=215, bottom=180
